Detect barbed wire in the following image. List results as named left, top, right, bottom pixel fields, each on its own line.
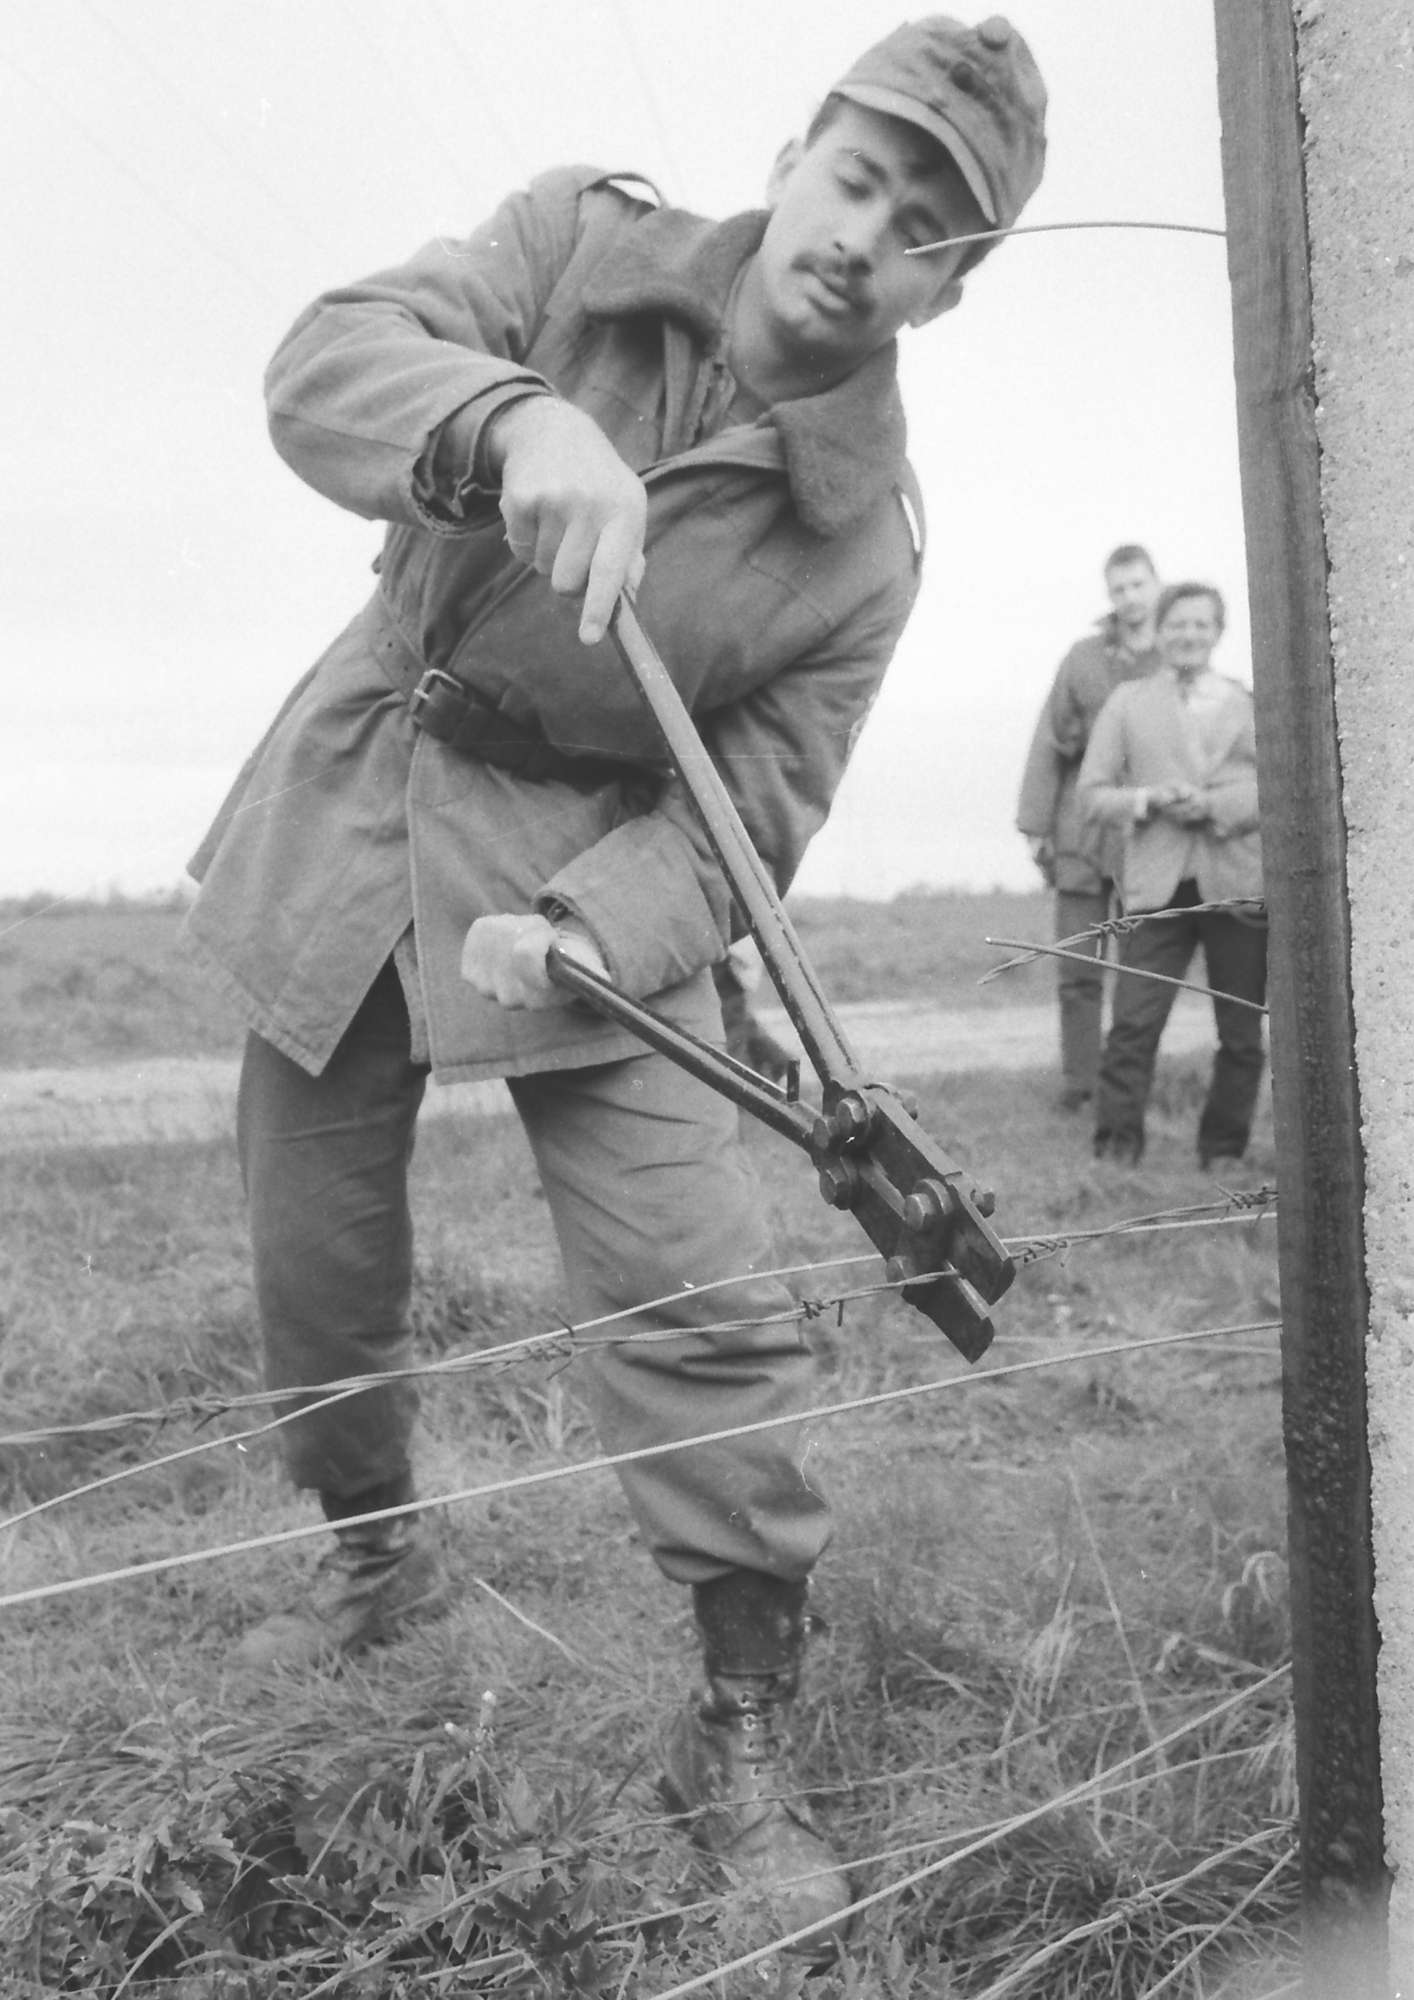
left=0, top=1318, right=1280, bottom=1614
left=0, top=1186, right=1277, bottom=1457
left=1009, top=1185, right=1276, bottom=1268
left=906, top=217, right=1226, bottom=258
left=984, top=931, right=1269, bottom=1015
left=0, top=1190, right=1279, bottom=1536
left=0, top=1247, right=879, bottom=1449
left=983, top=900, right=1267, bottom=979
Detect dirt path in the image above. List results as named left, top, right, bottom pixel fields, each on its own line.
left=0, top=995, right=1216, bottom=1152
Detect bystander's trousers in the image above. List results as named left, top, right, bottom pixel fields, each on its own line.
left=236, top=961, right=831, bottom=1587
left=1093, top=880, right=1267, bottom=1164
left=1055, top=883, right=1113, bottom=1101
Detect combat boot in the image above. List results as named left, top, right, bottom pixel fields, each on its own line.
left=659, top=1570, right=852, bottom=1957
left=234, top=1485, right=449, bottom=1672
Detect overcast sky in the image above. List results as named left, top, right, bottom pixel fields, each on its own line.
left=1, top=1, right=1245, bottom=902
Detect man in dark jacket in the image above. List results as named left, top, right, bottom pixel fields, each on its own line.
left=186, top=15, right=1046, bottom=1951
left=1015, top=545, right=1162, bottom=1107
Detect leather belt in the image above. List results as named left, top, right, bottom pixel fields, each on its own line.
left=367, top=593, right=637, bottom=791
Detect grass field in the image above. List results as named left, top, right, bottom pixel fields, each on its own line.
left=0, top=905, right=1296, bottom=1999
left=0, top=889, right=1054, bottom=1070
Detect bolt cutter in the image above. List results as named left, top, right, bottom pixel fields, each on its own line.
left=545, top=596, right=1014, bottom=1362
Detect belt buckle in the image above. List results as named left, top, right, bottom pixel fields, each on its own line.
left=408, top=666, right=465, bottom=727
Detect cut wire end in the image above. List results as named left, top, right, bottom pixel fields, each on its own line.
left=906, top=217, right=1227, bottom=257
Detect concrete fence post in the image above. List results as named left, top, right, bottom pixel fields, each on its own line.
left=1212, top=0, right=1414, bottom=1989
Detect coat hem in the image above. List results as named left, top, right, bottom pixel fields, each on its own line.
left=181, top=925, right=338, bottom=1076
left=185, top=917, right=672, bottom=1085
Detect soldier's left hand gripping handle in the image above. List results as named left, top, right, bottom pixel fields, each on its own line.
left=545, top=594, right=1014, bottom=1362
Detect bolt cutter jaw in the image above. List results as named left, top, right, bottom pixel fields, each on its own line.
left=808, top=1080, right=1012, bottom=1360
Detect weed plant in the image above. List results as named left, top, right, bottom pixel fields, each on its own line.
left=0, top=1058, right=1296, bottom=1993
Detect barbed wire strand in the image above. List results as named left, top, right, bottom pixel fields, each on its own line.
left=982, top=901, right=1267, bottom=984
left=1011, top=1199, right=1276, bottom=1269
left=0, top=1247, right=881, bottom=1448
left=0, top=1187, right=1277, bottom=1451
left=0, top=1201, right=1282, bottom=1534
left=984, top=935, right=1269, bottom=1015
left=0, top=1272, right=1268, bottom=1533
left=0, top=1264, right=1275, bottom=1538
left=643, top=1665, right=1290, bottom=2000
left=906, top=217, right=1226, bottom=258
left=0, top=1320, right=1279, bottom=1613
left=0, top=1203, right=1279, bottom=1534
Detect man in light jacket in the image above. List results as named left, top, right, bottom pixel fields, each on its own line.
left=1078, top=581, right=1266, bottom=1168
left=182, top=15, right=1047, bottom=1952
left=1015, top=545, right=1161, bottom=1108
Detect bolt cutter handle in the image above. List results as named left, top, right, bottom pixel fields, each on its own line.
left=544, top=594, right=1015, bottom=1360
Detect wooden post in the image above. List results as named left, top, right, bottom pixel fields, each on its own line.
left=1211, top=2, right=1388, bottom=1991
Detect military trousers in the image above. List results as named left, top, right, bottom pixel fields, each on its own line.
left=236, top=960, right=831, bottom=1587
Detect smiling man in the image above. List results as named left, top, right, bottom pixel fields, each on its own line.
left=184, top=15, right=1046, bottom=1954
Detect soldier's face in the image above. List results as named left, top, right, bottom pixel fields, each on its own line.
left=753, top=103, right=982, bottom=376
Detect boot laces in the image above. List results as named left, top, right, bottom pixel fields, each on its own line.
left=729, top=1683, right=788, bottom=1794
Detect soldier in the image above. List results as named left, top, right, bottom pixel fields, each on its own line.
left=184, top=16, right=1046, bottom=1952
left=1016, top=545, right=1161, bottom=1107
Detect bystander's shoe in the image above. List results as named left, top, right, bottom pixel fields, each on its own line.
left=660, top=1666, right=853, bottom=1960
left=1058, top=1085, right=1094, bottom=1112
left=233, top=1517, right=450, bottom=1671
left=1093, top=1129, right=1144, bottom=1165
left=1198, top=1149, right=1245, bottom=1175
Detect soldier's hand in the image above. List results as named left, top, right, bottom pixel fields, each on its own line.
left=460, top=912, right=608, bottom=1010
left=485, top=398, right=647, bottom=645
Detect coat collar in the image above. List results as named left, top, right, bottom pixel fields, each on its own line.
left=580, top=206, right=908, bottom=538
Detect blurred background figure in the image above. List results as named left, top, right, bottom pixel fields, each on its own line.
left=1015, top=545, right=1162, bottom=1109
left=1078, top=581, right=1266, bottom=1169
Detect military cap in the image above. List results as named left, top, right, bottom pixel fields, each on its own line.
left=831, top=14, right=1047, bottom=231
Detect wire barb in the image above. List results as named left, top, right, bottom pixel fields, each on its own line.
left=0, top=1318, right=1280, bottom=1613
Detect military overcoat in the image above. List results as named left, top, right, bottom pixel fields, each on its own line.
left=186, top=167, right=926, bottom=1080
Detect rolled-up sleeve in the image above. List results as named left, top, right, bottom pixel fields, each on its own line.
left=263, top=168, right=600, bottom=529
